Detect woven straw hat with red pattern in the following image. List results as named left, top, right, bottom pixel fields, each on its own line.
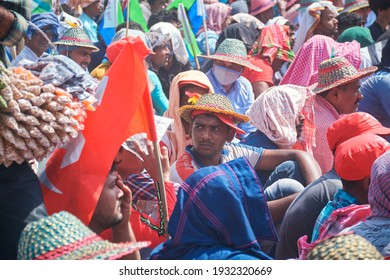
left=55, top=27, right=99, bottom=52
left=179, top=93, right=249, bottom=134
left=17, top=211, right=150, bottom=260
left=311, top=56, right=377, bottom=94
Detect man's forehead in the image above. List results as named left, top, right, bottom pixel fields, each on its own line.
left=193, top=114, right=225, bottom=124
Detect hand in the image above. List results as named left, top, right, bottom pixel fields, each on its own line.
left=134, top=140, right=170, bottom=183
left=115, top=172, right=132, bottom=222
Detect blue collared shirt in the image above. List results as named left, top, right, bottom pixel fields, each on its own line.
left=206, top=68, right=256, bottom=137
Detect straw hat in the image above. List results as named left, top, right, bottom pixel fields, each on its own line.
left=17, top=211, right=150, bottom=260
left=250, top=0, right=277, bottom=16
left=198, top=38, right=262, bottom=72
left=55, top=27, right=99, bottom=52
left=306, top=234, right=384, bottom=260
left=179, top=94, right=249, bottom=134
left=343, top=0, right=369, bottom=13
left=311, top=56, right=377, bottom=94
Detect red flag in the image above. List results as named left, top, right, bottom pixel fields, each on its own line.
left=40, top=37, right=156, bottom=225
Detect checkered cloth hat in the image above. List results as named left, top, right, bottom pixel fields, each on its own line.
left=17, top=211, right=150, bottom=260
left=311, top=56, right=377, bottom=94
left=307, top=234, right=384, bottom=260
left=198, top=38, right=262, bottom=72
left=55, top=27, right=99, bottom=52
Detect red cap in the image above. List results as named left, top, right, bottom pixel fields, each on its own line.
left=334, top=133, right=390, bottom=181
left=327, top=112, right=390, bottom=152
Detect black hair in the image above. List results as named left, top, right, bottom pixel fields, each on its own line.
left=147, top=8, right=179, bottom=29
left=341, top=178, right=363, bottom=188
left=369, top=0, right=390, bottom=16
left=336, top=12, right=363, bottom=35
left=115, top=21, right=144, bottom=32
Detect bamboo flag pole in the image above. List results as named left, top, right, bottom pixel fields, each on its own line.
left=152, top=141, right=170, bottom=239
left=178, top=3, right=200, bottom=70
left=197, top=0, right=210, bottom=56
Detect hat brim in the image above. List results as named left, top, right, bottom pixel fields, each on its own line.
left=197, top=54, right=263, bottom=72
left=370, top=126, right=390, bottom=137
left=179, top=104, right=249, bottom=132
left=343, top=3, right=369, bottom=13
left=55, top=41, right=100, bottom=52
left=311, top=66, right=377, bottom=94
left=59, top=240, right=150, bottom=260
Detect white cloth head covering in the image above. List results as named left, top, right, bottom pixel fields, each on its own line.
left=247, top=84, right=316, bottom=152
left=293, top=1, right=338, bottom=53
left=149, top=22, right=189, bottom=65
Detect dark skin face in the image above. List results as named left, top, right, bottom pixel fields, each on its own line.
left=315, top=8, right=338, bottom=38
left=150, top=43, right=171, bottom=70
left=325, top=81, right=363, bottom=114
left=190, top=114, right=235, bottom=167
left=67, top=47, right=93, bottom=70
left=25, top=26, right=55, bottom=57
left=89, top=171, right=124, bottom=233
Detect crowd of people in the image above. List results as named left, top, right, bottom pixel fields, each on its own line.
left=1, top=0, right=390, bottom=260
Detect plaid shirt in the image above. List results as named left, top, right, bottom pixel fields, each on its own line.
left=311, top=188, right=358, bottom=242
left=0, top=0, right=30, bottom=66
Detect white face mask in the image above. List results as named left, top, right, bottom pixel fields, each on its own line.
left=213, top=64, right=242, bottom=86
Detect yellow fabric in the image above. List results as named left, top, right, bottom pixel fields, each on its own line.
left=90, top=61, right=111, bottom=81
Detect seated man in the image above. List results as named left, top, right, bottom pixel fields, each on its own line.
left=150, top=157, right=277, bottom=260
left=12, top=12, right=60, bottom=66
left=311, top=56, right=377, bottom=174
left=200, top=38, right=262, bottom=136
left=17, top=211, right=149, bottom=260
left=341, top=150, right=390, bottom=258
left=367, top=0, right=390, bottom=41
left=275, top=112, right=390, bottom=260
left=170, top=93, right=322, bottom=224
left=311, top=133, right=390, bottom=243
left=55, top=27, right=99, bottom=71
left=293, top=1, right=339, bottom=53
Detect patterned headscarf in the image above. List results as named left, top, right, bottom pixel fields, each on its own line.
left=163, top=70, right=214, bottom=164
left=149, top=22, right=189, bottom=65
left=280, top=35, right=361, bottom=86
left=197, top=3, right=232, bottom=35
left=247, top=85, right=316, bottom=153
left=27, top=12, right=60, bottom=41
left=293, top=1, right=338, bottom=54
left=368, top=150, right=390, bottom=219
left=249, top=24, right=294, bottom=64
left=149, top=157, right=277, bottom=260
